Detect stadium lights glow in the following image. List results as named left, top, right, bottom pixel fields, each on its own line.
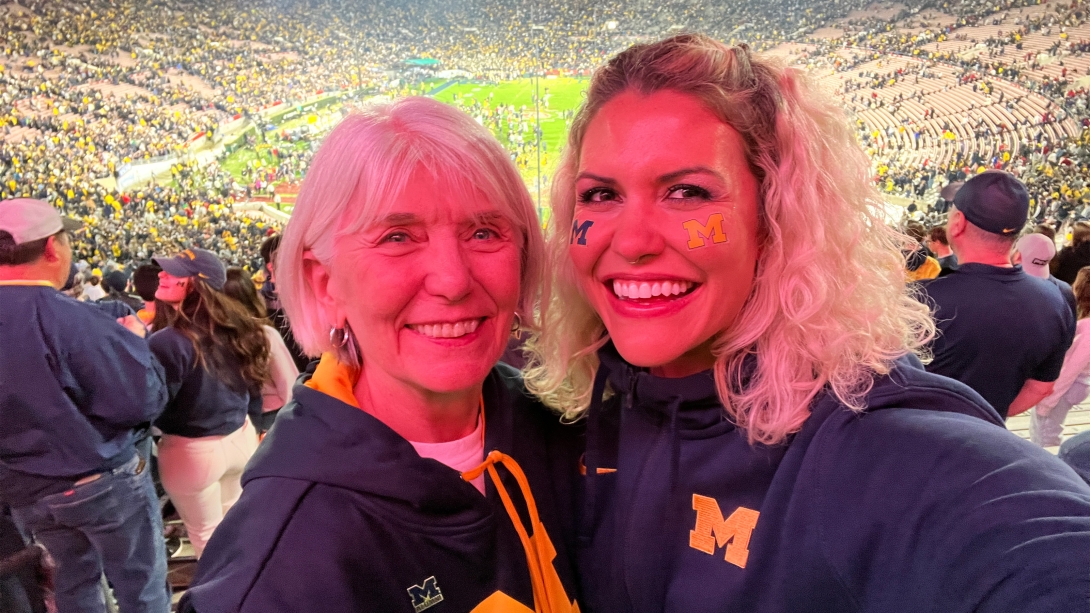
left=606, top=21, right=618, bottom=30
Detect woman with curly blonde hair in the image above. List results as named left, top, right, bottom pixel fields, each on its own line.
left=525, top=33, right=1090, bottom=612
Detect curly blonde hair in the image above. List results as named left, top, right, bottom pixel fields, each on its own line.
left=523, top=34, right=934, bottom=445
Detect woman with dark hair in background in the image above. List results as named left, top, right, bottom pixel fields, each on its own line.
left=1053, top=220, right=1090, bottom=283
left=148, top=248, right=270, bottom=558
left=221, top=267, right=299, bottom=433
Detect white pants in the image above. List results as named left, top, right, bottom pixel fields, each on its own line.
left=158, top=419, right=258, bottom=558
left=1032, top=382, right=1090, bottom=447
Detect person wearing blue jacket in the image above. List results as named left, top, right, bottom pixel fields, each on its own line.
left=181, top=98, right=582, bottom=612
left=0, top=198, right=170, bottom=613
left=524, top=34, right=1090, bottom=612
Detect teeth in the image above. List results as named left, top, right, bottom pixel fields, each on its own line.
left=610, top=280, right=694, bottom=300
left=410, top=319, right=481, bottom=338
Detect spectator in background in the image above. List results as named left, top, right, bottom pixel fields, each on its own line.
left=100, top=270, right=144, bottom=313
left=1017, top=232, right=1077, bottom=317
left=148, top=248, right=269, bottom=558
left=923, top=171, right=1075, bottom=419
left=259, top=234, right=309, bottom=371
left=82, top=274, right=105, bottom=301
left=221, top=267, right=299, bottom=433
left=0, top=198, right=169, bottom=613
left=1033, top=266, right=1090, bottom=446
left=926, top=225, right=958, bottom=275
left=904, top=220, right=940, bottom=281
left=132, top=263, right=162, bottom=327
left=1054, top=221, right=1090, bottom=284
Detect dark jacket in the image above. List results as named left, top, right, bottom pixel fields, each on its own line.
left=578, top=344, right=1090, bottom=613
left=0, top=283, right=166, bottom=507
left=149, top=327, right=259, bottom=437
left=180, top=361, right=582, bottom=613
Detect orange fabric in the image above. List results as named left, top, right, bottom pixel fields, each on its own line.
left=463, top=451, right=580, bottom=613
left=303, top=353, right=361, bottom=408
left=907, top=256, right=941, bottom=282
left=137, top=308, right=155, bottom=325
left=0, top=280, right=53, bottom=287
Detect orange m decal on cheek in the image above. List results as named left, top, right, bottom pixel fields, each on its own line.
left=689, top=494, right=760, bottom=569
left=682, top=213, right=727, bottom=249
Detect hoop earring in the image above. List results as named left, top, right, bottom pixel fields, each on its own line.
left=511, top=312, right=523, bottom=341
left=330, top=323, right=360, bottom=366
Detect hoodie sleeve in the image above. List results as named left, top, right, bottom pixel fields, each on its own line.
left=815, top=408, right=1090, bottom=613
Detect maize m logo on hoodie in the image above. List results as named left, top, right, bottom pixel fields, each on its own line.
left=689, top=494, right=760, bottom=568
left=407, top=576, right=444, bottom=612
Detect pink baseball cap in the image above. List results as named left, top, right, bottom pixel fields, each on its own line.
left=0, top=198, right=83, bottom=245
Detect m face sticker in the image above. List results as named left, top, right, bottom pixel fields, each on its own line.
left=682, top=213, right=728, bottom=249
left=570, top=218, right=594, bottom=246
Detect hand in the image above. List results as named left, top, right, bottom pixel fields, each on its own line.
left=117, top=315, right=147, bottom=338
left=1036, top=404, right=1053, bottom=418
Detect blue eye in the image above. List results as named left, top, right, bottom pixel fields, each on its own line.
left=382, top=231, right=409, bottom=243
left=473, top=228, right=497, bottom=240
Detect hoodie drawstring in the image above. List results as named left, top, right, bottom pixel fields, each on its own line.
left=462, top=451, right=579, bottom=613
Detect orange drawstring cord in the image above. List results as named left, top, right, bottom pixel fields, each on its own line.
left=463, top=451, right=578, bottom=613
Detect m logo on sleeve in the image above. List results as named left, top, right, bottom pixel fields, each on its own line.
left=688, top=494, right=760, bottom=569
left=682, top=213, right=728, bottom=249
left=407, top=576, right=444, bottom=612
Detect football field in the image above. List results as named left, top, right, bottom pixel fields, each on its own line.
left=430, top=76, right=588, bottom=158
left=222, top=77, right=589, bottom=217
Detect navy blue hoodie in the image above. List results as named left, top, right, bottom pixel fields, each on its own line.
left=180, top=358, right=582, bottom=613
left=578, top=344, right=1090, bottom=612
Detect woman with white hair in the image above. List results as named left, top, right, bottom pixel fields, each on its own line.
left=525, top=34, right=1090, bottom=612
left=180, top=97, right=581, bottom=613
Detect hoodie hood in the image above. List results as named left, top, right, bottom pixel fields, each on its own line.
left=596, top=342, right=728, bottom=433
left=244, top=357, right=507, bottom=514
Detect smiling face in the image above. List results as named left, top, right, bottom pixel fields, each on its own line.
left=324, top=168, right=522, bottom=395
left=571, top=89, right=762, bottom=377
left=156, top=271, right=191, bottom=305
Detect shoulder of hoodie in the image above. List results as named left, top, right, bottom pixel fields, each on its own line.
left=800, top=357, right=1090, bottom=585
left=181, top=477, right=336, bottom=613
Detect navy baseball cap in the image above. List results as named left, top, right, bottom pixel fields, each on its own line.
left=155, top=248, right=226, bottom=290
left=953, top=171, right=1029, bottom=236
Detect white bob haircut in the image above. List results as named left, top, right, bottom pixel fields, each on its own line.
left=277, top=96, right=544, bottom=363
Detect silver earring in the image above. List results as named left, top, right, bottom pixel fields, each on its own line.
left=330, top=324, right=360, bottom=366
left=511, top=313, right=523, bottom=341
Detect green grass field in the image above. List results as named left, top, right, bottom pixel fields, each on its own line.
left=221, top=78, right=589, bottom=216
left=431, top=77, right=587, bottom=157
